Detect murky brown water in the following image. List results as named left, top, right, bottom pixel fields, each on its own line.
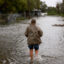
left=0, top=16, right=64, bottom=64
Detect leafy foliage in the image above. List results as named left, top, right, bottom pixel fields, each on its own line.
left=0, top=0, right=41, bottom=13
left=40, top=1, right=47, bottom=12
left=56, top=2, right=64, bottom=15
left=47, top=7, right=57, bottom=15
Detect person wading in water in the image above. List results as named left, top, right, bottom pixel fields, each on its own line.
left=25, top=19, right=43, bottom=63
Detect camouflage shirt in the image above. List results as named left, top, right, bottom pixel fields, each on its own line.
left=25, top=24, right=43, bottom=45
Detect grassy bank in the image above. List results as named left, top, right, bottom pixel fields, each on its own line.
left=47, top=11, right=57, bottom=15
left=59, top=14, right=64, bottom=17
left=47, top=12, right=64, bottom=17
left=0, top=17, right=30, bottom=25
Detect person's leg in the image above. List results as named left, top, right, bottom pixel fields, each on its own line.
left=30, top=49, right=33, bottom=60
left=34, top=44, right=39, bottom=56
left=35, top=50, right=38, bottom=56
left=28, top=45, right=33, bottom=61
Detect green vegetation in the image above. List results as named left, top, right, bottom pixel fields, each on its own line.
left=47, top=7, right=57, bottom=15
left=0, top=0, right=64, bottom=22
left=0, top=0, right=41, bottom=24
left=47, top=1, right=64, bottom=16
left=16, top=17, right=25, bottom=20
left=56, top=2, right=64, bottom=16
left=40, top=1, right=47, bottom=12
left=0, top=0, right=41, bottom=13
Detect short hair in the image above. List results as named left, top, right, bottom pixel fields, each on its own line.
left=31, top=19, right=36, bottom=24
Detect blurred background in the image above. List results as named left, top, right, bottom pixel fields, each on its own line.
left=0, top=0, right=64, bottom=24
left=0, top=0, right=64, bottom=64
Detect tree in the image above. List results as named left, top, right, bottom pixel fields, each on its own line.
left=56, top=2, right=64, bottom=15
left=33, top=0, right=40, bottom=9
left=63, top=0, right=64, bottom=3
left=40, top=1, right=47, bottom=12
left=56, top=3, right=60, bottom=14
left=47, top=7, right=57, bottom=15
left=61, top=0, right=64, bottom=14
left=0, top=0, right=28, bottom=13
left=0, top=0, right=41, bottom=13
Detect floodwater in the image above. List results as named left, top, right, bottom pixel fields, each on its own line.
left=0, top=16, right=64, bottom=64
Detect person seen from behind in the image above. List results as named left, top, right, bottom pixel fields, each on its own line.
left=25, top=19, right=43, bottom=62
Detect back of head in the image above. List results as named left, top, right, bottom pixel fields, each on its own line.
left=31, top=19, right=36, bottom=25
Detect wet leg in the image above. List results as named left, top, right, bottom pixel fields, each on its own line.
left=30, top=49, right=33, bottom=61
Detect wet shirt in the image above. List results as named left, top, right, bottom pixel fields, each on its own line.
left=25, top=24, right=43, bottom=45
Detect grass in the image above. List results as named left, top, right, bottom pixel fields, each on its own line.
left=0, top=16, right=30, bottom=25
left=0, top=17, right=26, bottom=25
left=0, top=20, right=7, bottom=25
left=47, top=11, right=58, bottom=15
left=16, top=17, right=25, bottom=20
left=60, top=14, right=64, bottom=17
left=47, top=12, right=64, bottom=17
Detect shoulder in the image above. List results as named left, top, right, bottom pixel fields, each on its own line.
left=36, top=25, right=41, bottom=30
left=26, top=25, right=30, bottom=30
left=36, top=25, right=43, bottom=32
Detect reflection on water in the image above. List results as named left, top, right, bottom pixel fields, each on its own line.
left=0, top=16, right=64, bottom=64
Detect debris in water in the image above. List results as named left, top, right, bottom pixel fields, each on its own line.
left=52, top=24, right=64, bottom=27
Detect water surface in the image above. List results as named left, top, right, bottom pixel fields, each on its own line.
left=0, top=16, right=64, bottom=64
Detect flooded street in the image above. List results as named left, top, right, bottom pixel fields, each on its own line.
left=0, top=16, right=64, bottom=64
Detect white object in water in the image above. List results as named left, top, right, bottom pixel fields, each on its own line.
left=34, top=55, right=44, bottom=62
